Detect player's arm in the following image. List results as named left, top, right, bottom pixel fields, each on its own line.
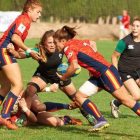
left=89, top=40, right=97, bottom=51
left=41, top=83, right=59, bottom=93
left=111, top=50, right=121, bottom=69
left=111, top=40, right=126, bottom=69
left=19, top=98, right=37, bottom=123
left=11, top=34, right=41, bottom=61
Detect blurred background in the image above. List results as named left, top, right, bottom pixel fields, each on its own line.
left=0, top=0, right=140, bottom=40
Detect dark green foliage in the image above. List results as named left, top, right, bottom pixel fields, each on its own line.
left=0, top=0, right=140, bottom=23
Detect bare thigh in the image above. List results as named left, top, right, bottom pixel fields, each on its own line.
left=37, top=111, right=64, bottom=127
left=112, top=85, right=136, bottom=108
left=2, top=63, right=23, bottom=95
left=124, top=79, right=140, bottom=100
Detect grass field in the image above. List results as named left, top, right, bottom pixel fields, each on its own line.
left=0, top=39, right=140, bottom=140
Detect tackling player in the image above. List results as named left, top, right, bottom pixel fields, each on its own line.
left=7, top=30, right=97, bottom=127
left=53, top=25, right=140, bottom=132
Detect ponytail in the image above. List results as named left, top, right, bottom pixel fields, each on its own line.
left=54, top=26, right=80, bottom=41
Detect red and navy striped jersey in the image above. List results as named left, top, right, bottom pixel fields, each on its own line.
left=64, top=39, right=111, bottom=78
left=0, top=13, right=31, bottom=51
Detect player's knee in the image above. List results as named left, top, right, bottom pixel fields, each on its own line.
left=79, top=81, right=98, bottom=97
left=25, top=85, right=37, bottom=97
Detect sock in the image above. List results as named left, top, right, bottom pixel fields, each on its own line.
left=114, top=100, right=122, bottom=107
left=82, top=99, right=106, bottom=122
left=0, top=95, right=5, bottom=106
left=59, top=116, right=71, bottom=125
left=2, top=91, right=18, bottom=118
left=132, top=102, right=140, bottom=116
left=44, top=102, right=69, bottom=112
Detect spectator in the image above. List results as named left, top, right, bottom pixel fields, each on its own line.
left=119, top=10, right=130, bottom=40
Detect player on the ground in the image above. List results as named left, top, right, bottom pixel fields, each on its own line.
left=53, top=25, right=140, bottom=132
left=2, top=84, right=81, bottom=127
left=0, top=0, right=42, bottom=130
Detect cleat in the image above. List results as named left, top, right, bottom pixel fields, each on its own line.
left=110, top=100, right=119, bottom=118
left=68, top=102, right=78, bottom=110
left=64, top=115, right=82, bottom=125
left=88, top=121, right=109, bottom=132
left=85, top=114, right=97, bottom=126
left=0, top=116, right=18, bottom=130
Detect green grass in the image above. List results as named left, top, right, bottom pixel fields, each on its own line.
left=0, top=39, right=140, bottom=140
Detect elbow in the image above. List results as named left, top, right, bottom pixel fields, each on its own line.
left=11, top=35, right=16, bottom=42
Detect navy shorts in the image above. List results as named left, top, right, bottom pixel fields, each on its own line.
left=89, top=65, right=123, bottom=93
left=0, top=48, right=17, bottom=67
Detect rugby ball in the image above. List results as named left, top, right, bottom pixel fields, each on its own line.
left=57, top=62, right=81, bottom=77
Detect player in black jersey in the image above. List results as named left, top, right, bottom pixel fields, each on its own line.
left=7, top=30, right=96, bottom=126
left=111, top=18, right=140, bottom=118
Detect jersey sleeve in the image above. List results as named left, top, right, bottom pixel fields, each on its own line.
left=64, top=45, right=78, bottom=63
left=115, top=40, right=126, bottom=53
left=14, top=16, right=30, bottom=37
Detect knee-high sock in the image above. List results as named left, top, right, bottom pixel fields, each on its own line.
left=2, top=91, right=18, bottom=118
left=44, top=102, right=69, bottom=112
left=82, top=99, right=106, bottom=122
left=0, top=95, right=5, bottom=106
left=132, top=102, right=140, bottom=116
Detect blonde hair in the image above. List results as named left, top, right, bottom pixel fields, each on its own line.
left=54, top=26, right=79, bottom=41
left=36, top=30, right=55, bottom=63
left=22, top=0, right=43, bottom=14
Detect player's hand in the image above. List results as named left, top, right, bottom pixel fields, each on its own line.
left=7, top=43, right=15, bottom=54
left=30, top=51, right=41, bottom=61
left=19, top=98, right=27, bottom=109
left=50, top=83, right=58, bottom=93
left=56, top=72, right=69, bottom=81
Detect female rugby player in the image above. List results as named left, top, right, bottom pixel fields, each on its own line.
left=8, top=30, right=97, bottom=126
left=111, top=18, right=140, bottom=118
left=53, top=25, right=140, bottom=132
left=0, top=0, right=42, bottom=130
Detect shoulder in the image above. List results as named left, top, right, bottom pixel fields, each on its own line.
left=16, top=14, right=30, bottom=26
left=122, top=33, right=133, bottom=43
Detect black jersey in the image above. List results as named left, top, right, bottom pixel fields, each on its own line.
left=116, top=33, right=140, bottom=71
left=37, top=49, right=64, bottom=78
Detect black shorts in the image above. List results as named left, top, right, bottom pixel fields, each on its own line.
left=33, top=69, right=71, bottom=87
left=119, top=68, right=140, bottom=83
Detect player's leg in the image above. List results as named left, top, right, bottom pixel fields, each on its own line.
left=75, top=80, right=109, bottom=132
left=104, top=65, right=140, bottom=117
left=31, top=95, right=81, bottom=126
left=59, top=79, right=96, bottom=126
left=24, top=76, right=47, bottom=109
left=0, top=69, right=11, bottom=105
left=0, top=63, right=23, bottom=130
left=31, top=94, right=77, bottom=113
left=111, top=70, right=140, bottom=118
